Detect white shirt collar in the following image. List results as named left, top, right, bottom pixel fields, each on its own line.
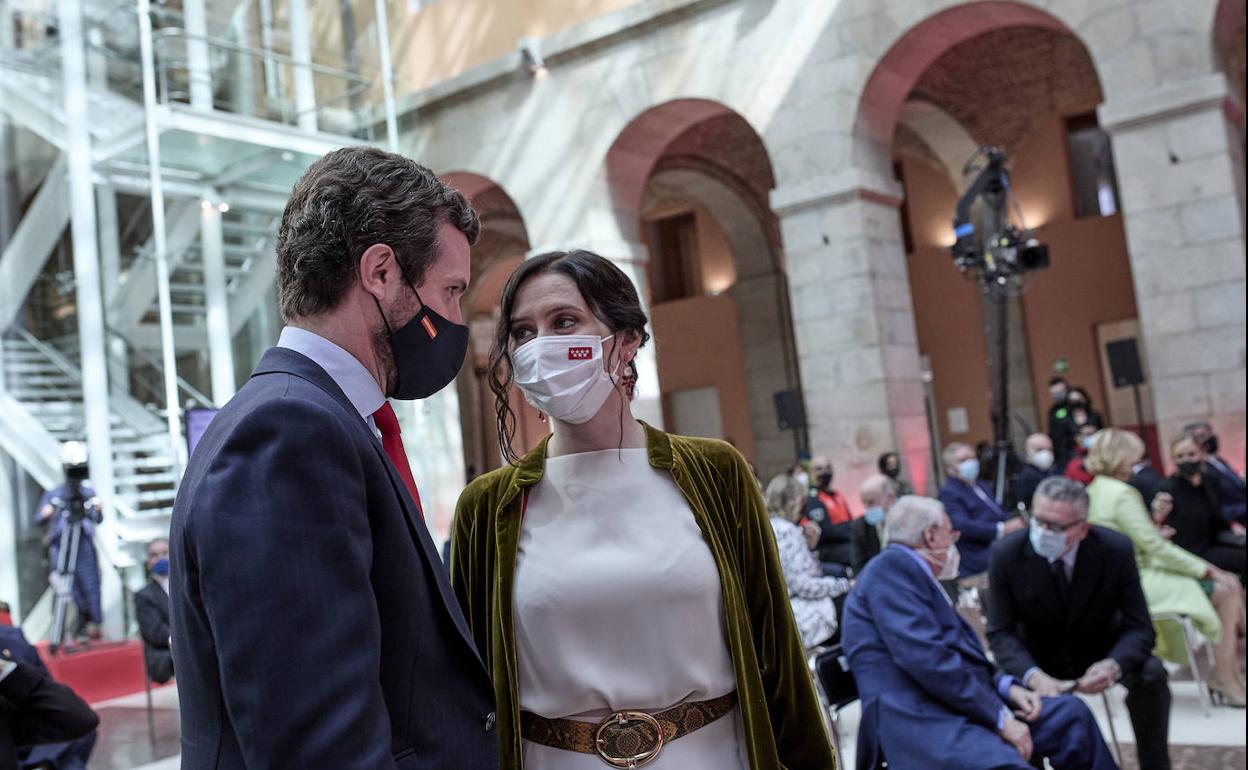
left=155, top=575, right=169, bottom=594
left=277, top=326, right=385, bottom=423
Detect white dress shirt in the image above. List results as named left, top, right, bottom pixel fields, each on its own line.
left=277, top=326, right=385, bottom=432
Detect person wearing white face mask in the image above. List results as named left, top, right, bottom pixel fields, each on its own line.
left=938, top=442, right=1025, bottom=581
left=1011, top=433, right=1058, bottom=512
left=842, top=495, right=1117, bottom=770
left=450, top=250, right=834, bottom=770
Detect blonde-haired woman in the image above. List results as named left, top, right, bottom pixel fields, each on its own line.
left=1086, top=428, right=1245, bottom=706
left=764, top=474, right=851, bottom=649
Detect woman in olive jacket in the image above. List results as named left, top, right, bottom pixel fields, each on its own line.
left=451, top=250, right=835, bottom=770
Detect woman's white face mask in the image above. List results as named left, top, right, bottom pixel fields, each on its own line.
left=511, top=334, right=621, bottom=424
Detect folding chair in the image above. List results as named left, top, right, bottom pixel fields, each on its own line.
left=808, top=644, right=859, bottom=762
left=1096, top=687, right=1124, bottom=766
left=1151, top=613, right=1214, bottom=715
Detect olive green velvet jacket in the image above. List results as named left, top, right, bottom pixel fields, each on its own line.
left=450, top=423, right=837, bottom=770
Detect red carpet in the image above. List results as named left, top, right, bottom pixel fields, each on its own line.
left=36, top=640, right=155, bottom=704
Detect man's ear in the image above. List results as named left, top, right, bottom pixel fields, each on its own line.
left=358, top=244, right=396, bottom=301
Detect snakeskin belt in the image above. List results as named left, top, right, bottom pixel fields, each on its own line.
left=520, top=691, right=737, bottom=768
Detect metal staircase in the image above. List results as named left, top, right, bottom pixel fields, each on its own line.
left=0, top=329, right=180, bottom=536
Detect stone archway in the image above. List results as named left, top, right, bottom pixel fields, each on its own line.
left=440, top=172, right=535, bottom=475
left=607, top=101, right=806, bottom=479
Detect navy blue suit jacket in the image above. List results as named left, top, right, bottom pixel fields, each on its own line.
left=842, top=545, right=1017, bottom=770
left=170, top=348, right=498, bottom=770
left=938, top=478, right=1011, bottom=576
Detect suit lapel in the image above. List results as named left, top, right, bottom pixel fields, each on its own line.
left=252, top=347, right=479, bottom=656
left=1023, top=543, right=1067, bottom=623
left=1066, top=535, right=1101, bottom=622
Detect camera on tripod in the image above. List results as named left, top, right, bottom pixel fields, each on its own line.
left=950, top=147, right=1050, bottom=280
left=59, top=441, right=91, bottom=513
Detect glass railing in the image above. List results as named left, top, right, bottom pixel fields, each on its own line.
left=152, top=28, right=376, bottom=139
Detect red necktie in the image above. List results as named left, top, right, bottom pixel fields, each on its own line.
left=372, top=402, right=424, bottom=519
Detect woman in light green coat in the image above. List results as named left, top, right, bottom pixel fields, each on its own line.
left=1085, top=428, right=1245, bottom=706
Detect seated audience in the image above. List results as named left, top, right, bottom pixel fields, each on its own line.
left=938, top=442, right=1023, bottom=579
left=988, top=476, right=1170, bottom=770
left=1011, top=433, right=1057, bottom=512
left=765, top=474, right=851, bottom=649
left=842, top=495, right=1117, bottom=770
left=877, top=451, right=913, bottom=496
left=1155, top=436, right=1245, bottom=582
left=854, top=474, right=895, bottom=573
left=804, top=455, right=855, bottom=576
left=1184, top=421, right=1246, bottom=524
left=136, top=538, right=174, bottom=684
left=1086, top=429, right=1245, bottom=707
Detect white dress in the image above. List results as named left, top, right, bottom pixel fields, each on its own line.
left=513, top=448, right=748, bottom=770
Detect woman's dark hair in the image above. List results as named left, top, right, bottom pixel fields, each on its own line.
left=487, top=250, right=651, bottom=464
left=877, top=451, right=898, bottom=473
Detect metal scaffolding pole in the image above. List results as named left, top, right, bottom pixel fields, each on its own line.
left=374, top=0, right=399, bottom=150
left=183, top=0, right=214, bottom=110
left=288, top=0, right=318, bottom=132
left=59, top=0, right=121, bottom=636
left=200, top=199, right=235, bottom=404
left=138, top=0, right=187, bottom=469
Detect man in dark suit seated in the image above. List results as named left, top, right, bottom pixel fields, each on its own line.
left=938, top=442, right=1024, bottom=580
left=988, top=476, right=1168, bottom=770
left=1012, top=433, right=1058, bottom=512
left=1, top=625, right=98, bottom=770
left=135, top=539, right=174, bottom=684
left=170, top=148, right=497, bottom=770
left=852, top=474, right=894, bottom=573
left=842, top=495, right=1117, bottom=770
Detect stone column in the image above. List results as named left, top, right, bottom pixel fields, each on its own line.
left=772, top=168, right=933, bottom=502
left=1101, top=74, right=1246, bottom=461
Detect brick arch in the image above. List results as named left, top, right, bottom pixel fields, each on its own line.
left=853, top=2, right=1073, bottom=160
left=606, top=98, right=766, bottom=241
left=440, top=171, right=530, bottom=285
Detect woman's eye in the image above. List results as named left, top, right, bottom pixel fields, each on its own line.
left=511, top=327, right=533, bottom=342
left=555, top=316, right=577, bottom=330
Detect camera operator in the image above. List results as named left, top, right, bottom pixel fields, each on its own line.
left=34, top=445, right=104, bottom=643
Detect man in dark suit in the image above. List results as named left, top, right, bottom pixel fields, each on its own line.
left=1129, top=458, right=1164, bottom=509
left=1, top=626, right=97, bottom=770
left=1011, top=433, right=1057, bottom=512
left=988, top=476, right=1168, bottom=769
left=170, top=148, right=497, bottom=770
left=938, top=442, right=1024, bottom=578
left=135, top=539, right=173, bottom=684
left=852, top=474, right=894, bottom=573
left=1184, top=421, right=1246, bottom=523
left=842, top=495, right=1116, bottom=770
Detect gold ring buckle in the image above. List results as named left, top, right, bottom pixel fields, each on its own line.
left=593, top=710, right=665, bottom=769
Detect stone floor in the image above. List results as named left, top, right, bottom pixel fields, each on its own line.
left=78, top=669, right=1247, bottom=769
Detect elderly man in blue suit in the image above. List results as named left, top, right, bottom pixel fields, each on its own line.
left=938, top=442, right=1025, bottom=578
left=841, top=495, right=1117, bottom=770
